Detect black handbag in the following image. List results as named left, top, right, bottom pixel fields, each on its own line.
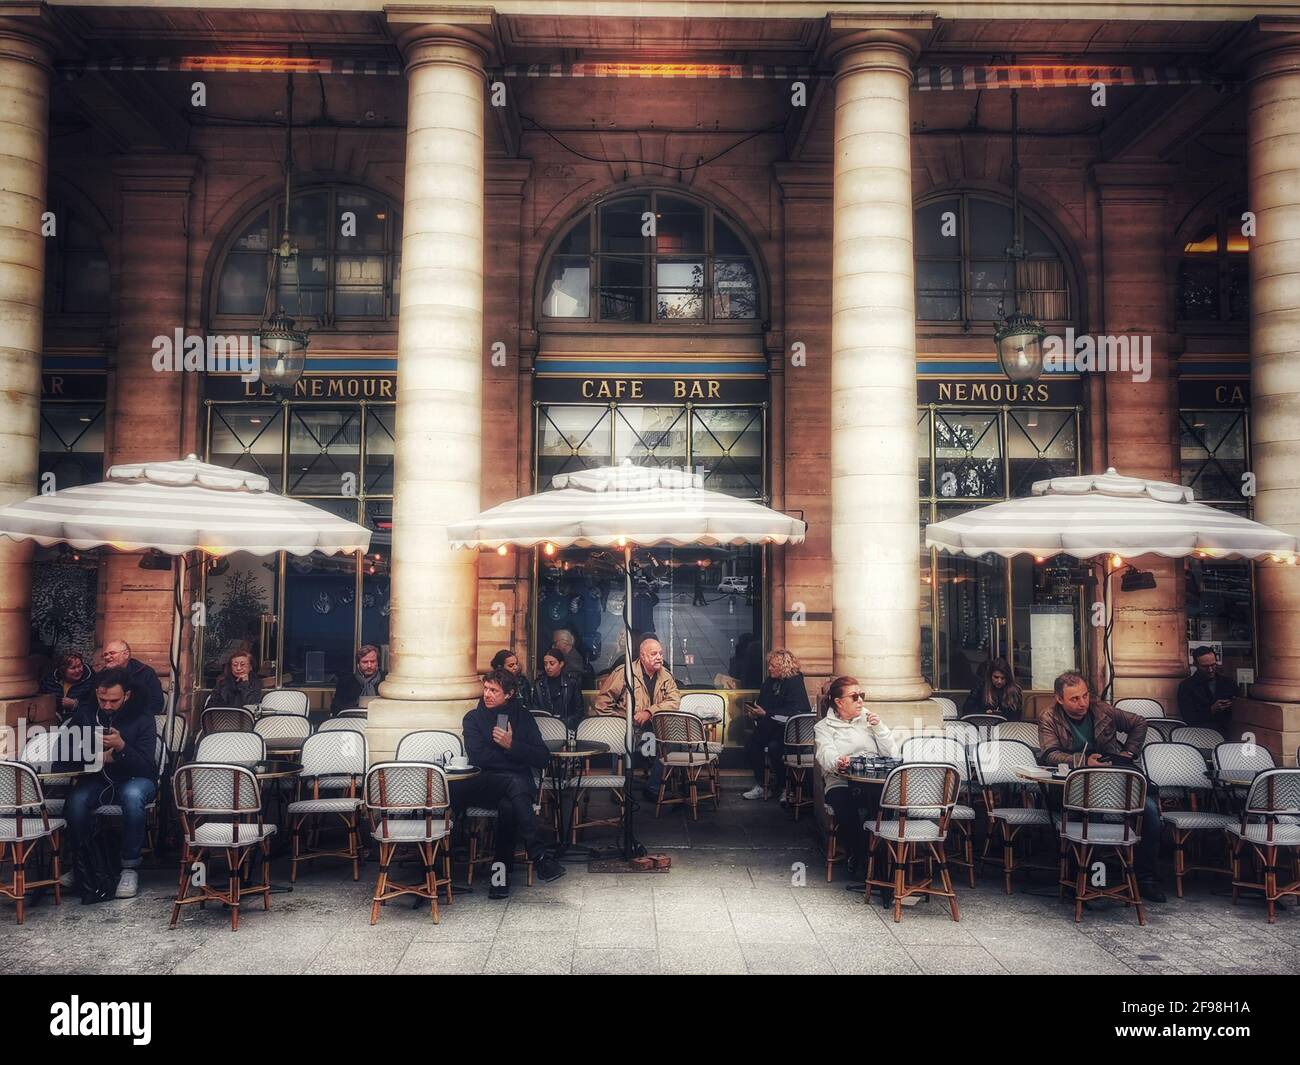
left=71, top=779, right=121, bottom=904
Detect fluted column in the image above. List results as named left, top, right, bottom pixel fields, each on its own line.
left=829, top=32, right=930, bottom=709
left=1093, top=165, right=1186, bottom=708
left=368, top=22, right=489, bottom=760
left=1247, top=44, right=1300, bottom=711
left=0, top=18, right=52, bottom=709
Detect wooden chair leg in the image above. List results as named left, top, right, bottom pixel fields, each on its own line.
left=1073, top=847, right=1087, bottom=923
left=13, top=843, right=26, bottom=925
left=227, top=851, right=241, bottom=931
left=371, top=842, right=392, bottom=925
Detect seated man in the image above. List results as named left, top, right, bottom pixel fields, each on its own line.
left=457, top=669, right=565, bottom=898
left=61, top=667, right=158, bottom=899
left=1177, top=645, right=1239, bottom=730
left=331, top=644, right=384, bottom=714
left=98, top=640, right=164, bottom=718
left=593, top=635, right=680, bottom=802
left=1037, top=670, right=1167, bottom=903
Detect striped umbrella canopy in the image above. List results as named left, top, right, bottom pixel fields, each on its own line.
left=0, top=455, right=370, bottom=556
left=924, top=467, right=1298, bottom=562
left=447, top=462, right=807, bottom=550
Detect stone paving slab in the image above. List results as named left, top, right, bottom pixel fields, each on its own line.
left=4, top=780, right=1300, bottom=975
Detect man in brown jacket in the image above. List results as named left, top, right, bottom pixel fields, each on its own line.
left=1037, top=670, right=1166, bottom=902
left=594, top=635, right=681, bottom=800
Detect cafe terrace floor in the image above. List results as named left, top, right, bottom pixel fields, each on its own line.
left=4, top=778, right=1296, bottom=976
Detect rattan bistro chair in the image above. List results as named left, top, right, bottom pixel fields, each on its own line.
left=318, top=717, right=367, bottom=734
left=0, top=761, right=64, bottom=924
left=19, top=728, right=75, bottom=818
left=900, top=736, right=976, bottom=887
left=1147, top=718, right=1185, bottom=741
left=568, top=716, right=630, bottom=842
left=259, top=688, right=310, bottom=717
left=930, top=696, right=960, bottom=721
left=1214, top=741, right=1276, bottom=781
left=1143, top=742, right=1235, bottom=897
left=865, top=762, right=962, bottom=923
left=395, top=730, right=464, bottom=765
left=652, top=711, right=720, bottom=820
left=254, top=712, right=313, bottom=755
left=1114, top=698, right=1166, bottom=720
left=782, top=714, right=818, bottom=819
left=337, top=708, right=368, bottom=719
left=679, top=692, right=726, bottom=747
left=993, top=720, right=1039, bottom=751
left=1057, top=767, right=1148, bottom=925
left=199, top=706, right=255, bottom=736
left=195, top=731, right=267, bottom=766
left=289, top=731, right=367, bottom=883
left=962, top=713, right=1007, bottom=729
left=171, top=763, right=276, bottom=931
left=972, top=739, right=1054, bottom=893
left=1227, top=768, right=1300, bottom=923
left=364, top=762, right=453, bottom=926
left=534, top=715, right=568, bottom=745
left=1170, top=726, right=1226, bottom=758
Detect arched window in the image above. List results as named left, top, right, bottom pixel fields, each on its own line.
left=914, top=193, right=1072, bottom=325
left=213, top=185, right=402, bottom=325
left=539, top=191, right=762, bottom=325
left=44, top=202, right=110, bottom=316
left=1177, top=202, right=1249, bottom=323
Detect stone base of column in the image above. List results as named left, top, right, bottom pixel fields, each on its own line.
left=1232, top=696, right=1300, bottom=766
left=366, top=695, right=478, bottom=763
left=870, top=698, right=942, bottom=731
left=0, top=693, right=56, bottom=756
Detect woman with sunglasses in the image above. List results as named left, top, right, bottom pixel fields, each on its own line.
left=814, top=676, right=900, bottom=888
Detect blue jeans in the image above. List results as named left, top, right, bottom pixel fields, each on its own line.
left=65, top=776, right=158, bottom=868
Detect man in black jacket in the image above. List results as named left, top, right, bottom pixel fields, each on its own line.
left=61, top=667, right=159, bottom=899
left=1177, top=646, right=1240, bottom=729
left=97, top=640, right=164, bottom=718
left=458, top=669, right=565, bottom=897
left=331, top=644, right=385, bottom=714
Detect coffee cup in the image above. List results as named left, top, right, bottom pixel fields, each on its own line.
left=449, top=755, right=469, bottom=769
left=1055, top=763, right=1070, bottom=777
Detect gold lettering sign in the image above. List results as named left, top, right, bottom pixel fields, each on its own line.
left=934, top=381, right=1052, bottom=404
left=238, top=375, right=395, bottom=400
left=1215, top=385, right=1245, bottom=405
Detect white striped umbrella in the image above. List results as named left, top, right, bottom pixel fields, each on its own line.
left=0, top=456, right=371, bottom=744
left=924, top=467, right=1298, bottom=561
left=448, top=461, right=805, bottom=862
left=0, top=456, right=370, bottom=556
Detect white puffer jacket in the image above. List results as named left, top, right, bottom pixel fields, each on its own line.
left=814, top=709, right=900, bottom=790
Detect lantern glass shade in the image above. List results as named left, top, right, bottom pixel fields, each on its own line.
left=258, top=310, right=309, bottom=390
left=994, top=313, right=1046, bottom=383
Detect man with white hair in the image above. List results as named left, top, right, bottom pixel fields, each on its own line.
left=97, top=639, right=164, bottom=718
left=551, top=628, right=585, bottom=678
left=594, top=635, right=681, bottom=801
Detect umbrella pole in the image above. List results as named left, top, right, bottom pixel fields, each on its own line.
left=623, top=543, right=636, bottom=862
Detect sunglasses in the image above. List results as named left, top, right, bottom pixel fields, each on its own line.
left=848, top=692, right=866, bottom=702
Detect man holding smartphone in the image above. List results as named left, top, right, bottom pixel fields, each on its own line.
left=459, top=669, right=565, bottom=897
left=1177, top=646, right=1239, bottom=730
left=60, top=667, right=158, bottom=899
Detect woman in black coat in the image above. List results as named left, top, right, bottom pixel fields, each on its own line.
left=531, top=647, right=585, bottom=729
left=207, top=649, right=263, bottom=709
left=961, top=656, right=1024, bottom=720
left=741, top=648, right=812, bottom=801
left=39, top=652, right=95, bottom=720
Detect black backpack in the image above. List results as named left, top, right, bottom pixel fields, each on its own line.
left=71, top=779, right=122, bottom=904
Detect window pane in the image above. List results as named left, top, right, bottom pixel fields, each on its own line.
left=1007, top=410, right=1077, bottom=495
left=1183, top=223, right=1218, bottom=255
left=598, top=255, right=645, bottom=321
left=917, top=409, right=931, bottom=497
left=599, top=197, right=648, bottom=254
left=537, top=406, right=611, bottom=486
left=920, top=506, right=934, bottom=686
left=1178, top=259, right=1219, bottom=320
left=655, top=195, right=704, bottom=254
left=614, top=406, right=688, bottom=468
left=361, top=500, right=393, bottom=652
left=391, top=255, right=401, bottom=316
left=218, top=253, right=268, bottom=315
left=288, top=407, right=361, bottom=495
left=209, top=405, right=283, bottom=491
left=334, top=255, right=385, bottom=316
left=202, top=553, right=278, bottom=686
left=233, top=211, right=271, bottom=252
left=62, top=252, right=111, bottom=313
left=656, top=261, right=704, bottom=320
left=917, top=260, right=961, bottom=321
left=1180, top=410, right=1248, bottom=501
left=288, top=191, right=329, bottom=253
left=1185, top=555, right=1254, bottom=680
left=1023, top=217, right=1056, bottom=256
left=713, top=259, right=757, bottom=319
left=1012, top=555, right=1082, bottom=689
left=968, top=199, right=1013, bottom=258
left=692, top=407, right=763, bottom=498
left=713, top=217, right=747, bottom=257
left=935, top=411, right=1003, bottom=497
left=40, top=404, right=105, bottom=490
left=935, top=504, right=1005, bottom=691
left=336, top=192, right=387, bottom=252
left=541, top=256, right=590, bottom=317
left=364, top=406, right=395, bottom=494
left=557, top=216, right=591, bottom=256
left=1226, top=257, right=1249, bottom=321
left=915, top=199, right=961, bottom=257
left=282, top=506, right=361, bottom=688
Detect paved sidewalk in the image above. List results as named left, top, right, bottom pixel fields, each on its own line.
left=4, top=780, right=1299, bottom=975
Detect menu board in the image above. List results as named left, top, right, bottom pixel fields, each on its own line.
left=1030, top=607, right=1077, bottom=690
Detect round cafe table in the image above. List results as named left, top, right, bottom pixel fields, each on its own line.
left=544, top=739, right=609, bottom=860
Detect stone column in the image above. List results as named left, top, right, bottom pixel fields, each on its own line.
left=829, top=32, right=931, bottom=720
left=0, top=17, right=54, bottom=727
left=101, top=157, right=198, bottom=681
left=1240, top=42, right=1300, bottom=763
left=1092, top=164, right=1186, bottom=709
left=367, top=21, right=490, bottom=760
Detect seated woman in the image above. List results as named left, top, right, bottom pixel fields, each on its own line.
left=206, top=649, right=262, bottom=709
left=490, top=649, right=534, bottom=710
left=741, top=648, right=811, bottom=801
left=961, top=656, right=1023, bottom=720
left=531, top=646, right=585, bottom=729
left=814, top=675, right=900, bottom=889
left=39, top=651, right=95, bottom=721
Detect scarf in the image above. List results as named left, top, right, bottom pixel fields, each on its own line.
left=355, top=670, right=381, bottom=699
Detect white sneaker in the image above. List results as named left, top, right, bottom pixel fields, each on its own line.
left=114, top=869, right=139, bottom=899
left=741, top=785, right=766, bottom=800
left=59, top=869, right=76, bottom=888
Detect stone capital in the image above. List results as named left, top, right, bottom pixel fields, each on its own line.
left=0, top=3, right=62, bottom=74
left=111, top=154, right=201, bottom=198
left=385, top=5, right=496, bottom=68
left=1090, top=162, right=1179, bottom=204
left=1217, top=16, right=1300, bottom=81
left=826, top=29, right=922, bottom=80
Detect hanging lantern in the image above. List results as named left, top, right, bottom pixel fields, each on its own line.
left=994, top=313, right=1047, bottom=383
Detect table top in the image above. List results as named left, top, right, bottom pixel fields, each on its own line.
left=1014, top=766, right=1068, bottom=785
left=253, top=760, right=302, bottom=780
left=547, top=740, right=609, bottom=758
left=37, top=767, right=88, bottom=782
left=444, top=765, right=480, bottom=781
left=843, top=772, right=889, bottom=785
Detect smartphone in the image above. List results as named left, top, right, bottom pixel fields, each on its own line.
left=496, top=713, right=509, bottom=731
